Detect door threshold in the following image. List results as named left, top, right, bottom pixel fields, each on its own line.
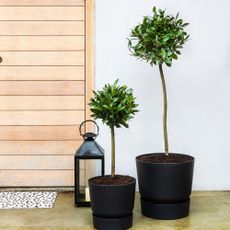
left=0, top=187, right=74, bottom=192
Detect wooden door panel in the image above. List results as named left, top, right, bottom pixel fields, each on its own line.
left=0, top=66, right=84, bottom=80
left=0, top=141, right=81, bottom=156
left=0, top=7, right=84, bottom=20
left=0, top=21, right=84, bottom=35
left=0, top=81, right=84, bottom=96
left=0, top=36, right=84, bottom=51
left=0, top=96, right=85, bottom=110
left=0, top=51, right=84, bottom=66
left=0, top=170, right=74, bottom=187
left=0, top=0, right=93, bottom=187
left=0, top=156, right=74, bottom=170
left=0, top=0, right=84, bottom=6
left=0, top=126, right=81, bottom=141
left=0, top=111, right=84, bottom=125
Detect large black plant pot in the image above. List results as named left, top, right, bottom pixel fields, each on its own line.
left=136, top=153, right=194, bottom=220
left=88, top=175, right=136, bottom=230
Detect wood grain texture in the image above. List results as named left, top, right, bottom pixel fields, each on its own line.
left=0, top=0, right=92, bottom=187
left=0, top=7, right=84, bottom=20
left=85, top=0, right=94, bottom=129
left=0, top=36, right=84, bottom=51
left=0, top=81, right=84, bottom=96
left=0, top=126, right=81, bottom=141
left=0, top=141, right=81, bottom=155
left=0, top=156, right=74, bottom=169
left=0, top=96, right=85, bottom=110
left=0, top=111, right=84, bottom=125
left=84, top=1, right=94, bottom=188
left=0, top=51, right=84, bottom=66
left=0, top=170, right=74, bottom=186
left=0, top=21, right=84, bottom=35
left=0, top=66, right=84, bottom=80
left=0, top=0, right=84, bottom=6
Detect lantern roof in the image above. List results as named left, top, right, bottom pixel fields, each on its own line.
left=76, top=138, right=104, bottom=159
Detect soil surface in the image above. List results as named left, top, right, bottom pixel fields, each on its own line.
left=89, top=175, right=135, bottom=186
left=137, top=153, right=194, bottom=164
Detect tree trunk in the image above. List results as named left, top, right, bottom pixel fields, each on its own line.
left=111, top=126, right=116, bottom=177
left=159, top=64, right=169, bottom=156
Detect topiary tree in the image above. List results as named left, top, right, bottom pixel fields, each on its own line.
left=89, top=80, right=138, bottom=177
left=128, top=7, right=189, bottom=156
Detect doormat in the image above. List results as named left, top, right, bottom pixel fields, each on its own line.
left=0, top=192, right=58, bottom=209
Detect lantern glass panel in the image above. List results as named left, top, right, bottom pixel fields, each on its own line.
left=79, top=159, right=103, bottom=201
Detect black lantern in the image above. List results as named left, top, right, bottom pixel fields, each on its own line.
left=75, top=120, right=105, bottom=207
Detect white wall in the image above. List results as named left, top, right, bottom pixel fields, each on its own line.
left=94, top=0, right=230, bottom=190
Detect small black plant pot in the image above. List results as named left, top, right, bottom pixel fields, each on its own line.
left=136, top=153, right=194, bottom=220
left=88, top=175, right=136, bottom=230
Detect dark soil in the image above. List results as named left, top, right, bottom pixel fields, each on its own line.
left=137, top=153, right=194, bottom=164
left=89, top=175, right=135, bottom=186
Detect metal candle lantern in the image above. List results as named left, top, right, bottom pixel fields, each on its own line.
left=75, top=120, right=105, bottom=207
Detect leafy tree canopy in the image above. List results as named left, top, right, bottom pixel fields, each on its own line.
left=128, top=7, right=189, bottom=67
left=89, top=80, right=138, bottom=128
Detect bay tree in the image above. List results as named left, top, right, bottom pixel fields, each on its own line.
left=89, top=80, right=138, bottom=177
left=128, top=7, right=189, bottom=156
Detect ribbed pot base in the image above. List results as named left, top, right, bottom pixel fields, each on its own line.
left=93, top=213, right=133, bottom=230
left=141, top=197, right=190, bottom=220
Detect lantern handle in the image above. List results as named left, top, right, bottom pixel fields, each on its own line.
left=79, top=120, right=99, bottom=138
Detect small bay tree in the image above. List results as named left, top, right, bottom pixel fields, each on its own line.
left=89, top=80, right=138, bottom=177
left=128, top=7, right=189, bottom=156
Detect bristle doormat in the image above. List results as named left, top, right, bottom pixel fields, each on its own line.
left=0, top=192, right=58, bottom=209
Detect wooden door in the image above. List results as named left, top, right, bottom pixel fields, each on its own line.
left=0, top=0, right=94, bottom=187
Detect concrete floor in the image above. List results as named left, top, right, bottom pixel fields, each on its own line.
left=0, top=192, right=230, bottom=230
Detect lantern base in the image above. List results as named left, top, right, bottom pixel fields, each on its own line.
left=75, top=201, right=91, bottom=207
left=93, top=213, right=133, bottom=230
left=75, top=193, right=91, bottom=207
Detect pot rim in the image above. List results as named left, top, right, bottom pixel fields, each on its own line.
left=88, top=175, right=136, bottom=187
left=136, top=153, right=195, bottom=165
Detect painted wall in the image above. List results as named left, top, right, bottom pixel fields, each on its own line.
left=94, top=0, right=230, bottom=190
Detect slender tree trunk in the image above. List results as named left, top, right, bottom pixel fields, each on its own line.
left=159, top=64, right=169, bottom=156
left=111, top=126, right=116, bottom=177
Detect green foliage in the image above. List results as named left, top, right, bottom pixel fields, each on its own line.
left=89, top=80, right=138, bottom=128
left=128, top=7, right=189, bottom=67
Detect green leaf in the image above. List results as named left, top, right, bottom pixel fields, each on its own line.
left=163, top=36, right=170, bottom=43
left=172, top=53, right=178, bottom=60
left=176, top=50, right=181, bottom=55
left=161, top=49, right=167, bottom=59
left=165, top=59, right=172, bottom=67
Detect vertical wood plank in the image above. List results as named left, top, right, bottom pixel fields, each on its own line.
left=85, top=0, right=95, bottom=183
left=85, top=0, right=94, bottom=129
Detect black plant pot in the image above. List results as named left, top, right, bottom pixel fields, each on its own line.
left=136, top=153, right=194, bottom=220
left=88, top=175, right=136, bottom=230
